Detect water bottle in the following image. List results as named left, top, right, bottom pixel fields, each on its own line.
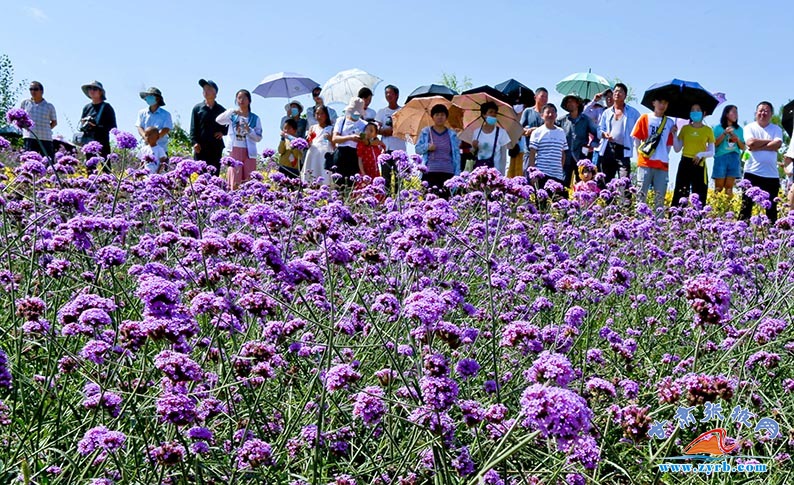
left=726, top=128, right=735, bottom=150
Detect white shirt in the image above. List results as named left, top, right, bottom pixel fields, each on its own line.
left=637, top=114, right=676, bottom=164
left=375, top=106, right=406, bottom=152
left=231, top=115, right=251, bottom=148
left=744, top=121, right=783, bottom=178
left=363, top=107, right=377, bottom=121
left=333, top=116, right=367, bottom=148
left=139, top=144, right=167, bottom=173
left=473, top=126, right=511, bottom=173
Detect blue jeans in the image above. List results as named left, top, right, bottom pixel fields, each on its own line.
left=712, top=152, right=741, bottom=179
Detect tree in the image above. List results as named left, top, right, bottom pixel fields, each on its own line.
left=0, top=53, right=26, bottom=126
left=440, top=72, right=472, bottom=93
left=167, top=118, right=193, bottom=157
left=607, top=77, right=637, bottom=103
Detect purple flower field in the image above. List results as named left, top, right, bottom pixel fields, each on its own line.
left=0, top=135, right=792, bottom=484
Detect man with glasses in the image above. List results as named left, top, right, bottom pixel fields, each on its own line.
left=740, top=101, right=784, bottom=223
left=20, top=81, right=57, bottom=159
left=306, top=86, right=337, bottom=128
left=596, top=83, right=640, bottom=184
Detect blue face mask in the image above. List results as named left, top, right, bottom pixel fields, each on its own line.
left=690, top=112, right=703, bottom=123
left=290, top=107, right=299, bottom=117
left=485, top=116, right=498, bottom=126
left=350, top=113, right=361, bottom=121
left=145, top=95, right=157, bottom=107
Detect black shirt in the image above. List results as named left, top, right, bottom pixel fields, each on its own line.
left=190, top=101, right=227, bottom=146
left=80, top=102, right=117, bottom=155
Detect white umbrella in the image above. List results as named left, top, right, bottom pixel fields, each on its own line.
left=253, top=72, right=319, bottom=99
left=320, top=68, right=381, bottom=105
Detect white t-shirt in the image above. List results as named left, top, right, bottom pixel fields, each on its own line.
left=363, top=107, right=377, bottom=122
left=375, top=106, right=406, bottom=152
left=231, top=115, right=251, bottom=148
left=333, top=116, right=367, bottom=149
left=785, top=142, right=794, bottom=176
left=744, top=121, right=783, bottom=178
left=473, top=126, right=511, bottom=172
left=139, top=144, right=167, bottom=173
left=643, top=114, right=676, bottom=164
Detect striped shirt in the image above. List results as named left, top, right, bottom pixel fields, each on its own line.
left=528, top=125, right=567, bottom=179
left=427, top=128, right=454, bottom=173
left=20, top=98, right=57, bottom=141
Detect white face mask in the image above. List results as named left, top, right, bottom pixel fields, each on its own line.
left=513, top=104, right=524, bottom=114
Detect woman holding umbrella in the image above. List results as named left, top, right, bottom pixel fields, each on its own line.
left=671, top=104, right=715, bottom=207
left=415, top=104, right=461, bottom=197
left=470, top=102, right=512, bottom=172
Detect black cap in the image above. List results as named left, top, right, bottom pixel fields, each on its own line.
left=199, top=79, right=219, bottom=93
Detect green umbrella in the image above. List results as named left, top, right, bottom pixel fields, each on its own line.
left=555, top=69, right=611, bottom=100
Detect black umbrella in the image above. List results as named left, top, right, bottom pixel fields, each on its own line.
left=641, top=79, right=719, bottom=119
left=406, top=84, right=457, bottom=103
left=494, top=79, right=535, bottom=106
left=53, top=138, right=78, bottom=153
left=460, top=85, right=512, bottom=105
left=0, top=126, right=22, bottom=139
left=782, top=99, right=794, bottom=137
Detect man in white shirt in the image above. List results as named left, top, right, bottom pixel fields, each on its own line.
left=375, top=85, right=406, bottom=193
left=740, top=101, right=783, bottom=223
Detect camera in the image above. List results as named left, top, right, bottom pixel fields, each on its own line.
left=79, top=116, right=95, bottom=132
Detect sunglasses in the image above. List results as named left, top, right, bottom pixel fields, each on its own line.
left=88, top=86, right=100, bottom=91
left=29, top=87, right=42, bottom=91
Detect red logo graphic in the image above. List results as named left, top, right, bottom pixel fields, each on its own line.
left=682, top=428, right=739, bottom=457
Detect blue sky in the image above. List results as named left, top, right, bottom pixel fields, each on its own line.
left=4, top=0, right=793, bottom=155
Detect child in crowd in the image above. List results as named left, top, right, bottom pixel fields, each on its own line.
left=574, top=160, right=600, bottom=194
left=631, top=95, right=677, bottom=210
left=278, top=119, right=303, bottom=178
left=357, top=122, right=383, bottom=180
left=140, top=126, right=167, bottom=174
left=527, top=103, right=568, bottom=199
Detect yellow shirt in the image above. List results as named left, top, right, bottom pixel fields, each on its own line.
left=278, top=139, right=302, bottom=169
left=678, top=124, right=715, bottom=159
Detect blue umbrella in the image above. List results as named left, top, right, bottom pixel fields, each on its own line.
left=641, top=79, right=719, bottom=119
left=253, top=72, right=319, bottom=99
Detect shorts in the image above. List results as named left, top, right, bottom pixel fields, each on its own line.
left=712, top=152, right=741, bottom=179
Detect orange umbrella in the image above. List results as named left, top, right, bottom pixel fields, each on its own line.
left=392, top=96, right=464, bottom=144
left=452, top=92, right=523, bottom=145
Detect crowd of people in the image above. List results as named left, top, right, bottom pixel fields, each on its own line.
left=11, top=78, right=794, bottom=221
